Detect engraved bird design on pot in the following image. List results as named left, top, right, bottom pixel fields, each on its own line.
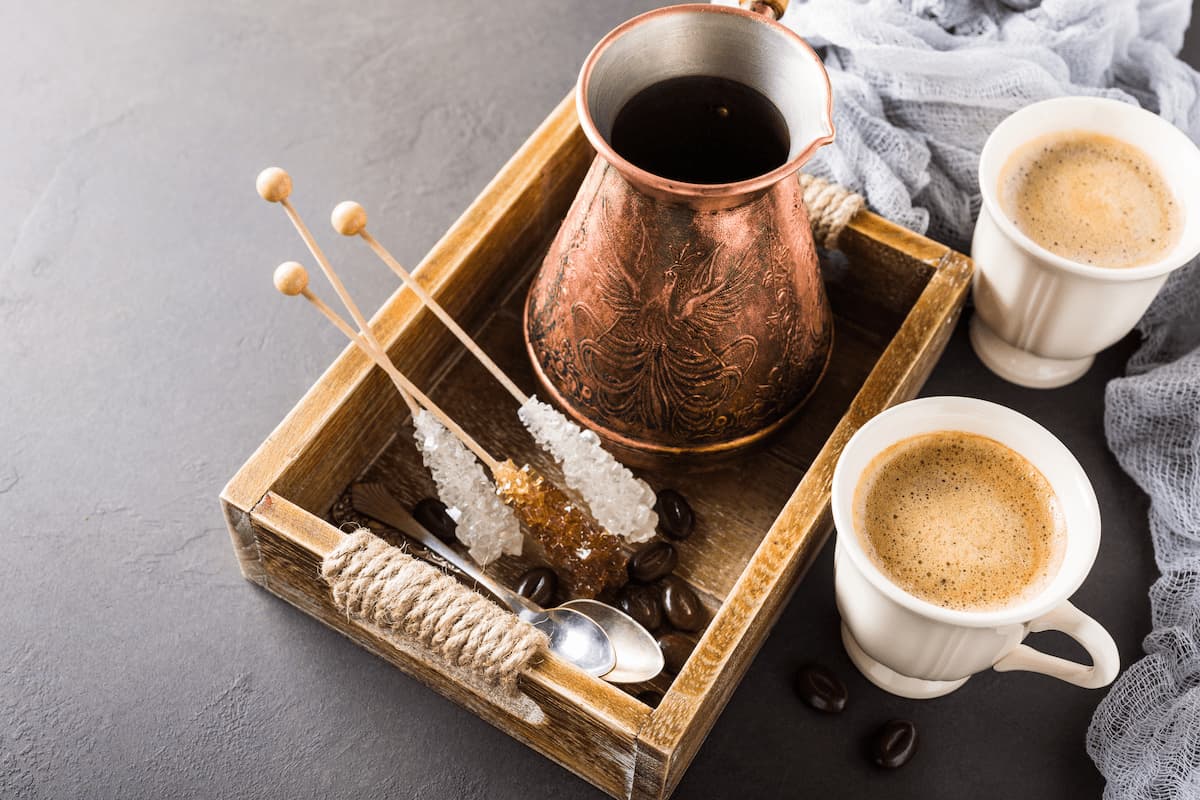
left=574, top=235, right=759, bottom=438
left=525, top=157, right=833, bottom=468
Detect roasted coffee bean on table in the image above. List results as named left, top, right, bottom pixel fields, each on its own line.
left=629, top=541, right=678, bottom=583
left=870, top=719, right=918, bottom=769
left=412, top=497, right=457, bottom=543
left=515, top=567, right=558, bottom=607
left=655, top=489, right=695, bottom=540
left=794, top=664, right=847, bottom=713
left=616, top=584, right=663, bottom=631
left=659, top=575, right=705, bottom=632
left=657, top=631, right=697, bottom=675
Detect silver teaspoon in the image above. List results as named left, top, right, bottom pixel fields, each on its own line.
left=352, top=484, right=616, bottom=678
left=562, top=599, right=664, bottom=683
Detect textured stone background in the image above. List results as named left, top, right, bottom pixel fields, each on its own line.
left=2, top=2, right=1198, bottom=798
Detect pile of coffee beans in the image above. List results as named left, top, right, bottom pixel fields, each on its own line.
left=626, top=490, right=707, bottom=677
left=509, top=487, right=706, bottom=682
left=416, top=486, right=707, bottom=703
left=793, top=662, right=919, bottom=769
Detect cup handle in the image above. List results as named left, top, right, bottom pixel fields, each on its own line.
left=992, top=601, right=1119, bottom=688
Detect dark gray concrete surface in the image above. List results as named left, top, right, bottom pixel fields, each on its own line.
left=3, top=2, right=1196, bottom=798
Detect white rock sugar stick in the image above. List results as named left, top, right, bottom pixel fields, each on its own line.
left=412, top=411, right=522, bottom=565
left=332, top=200, right=659, bottom=542
left=518, top=397, right=658, bottom=543
left=269, top=259, right=520, bottom=565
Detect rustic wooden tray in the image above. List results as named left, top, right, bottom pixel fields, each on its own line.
left=221, top=94, right=972, bottom=800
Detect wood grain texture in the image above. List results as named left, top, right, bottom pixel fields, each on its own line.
left=250, top=492, right=650, bottom=799
left=221, top=92, right=974, bottom=800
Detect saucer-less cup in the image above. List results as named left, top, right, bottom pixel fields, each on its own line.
left=971, top=96, right=1200, bottom=388
left=832, top=396, right=1119, bottom=699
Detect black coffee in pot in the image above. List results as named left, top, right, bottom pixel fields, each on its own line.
left=610, top=75, right=790, bottom=184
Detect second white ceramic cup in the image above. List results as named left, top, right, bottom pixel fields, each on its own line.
left=832, top=396, right=1120, bottom=699
left=971, top=96, right=1200, bottom=388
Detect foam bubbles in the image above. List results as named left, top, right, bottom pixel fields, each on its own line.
left=998, top=130, right=1181, bottom=269
left=853, top=431, right=1067, bottom=612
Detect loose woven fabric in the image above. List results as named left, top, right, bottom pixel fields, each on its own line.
left=1087, top=262, right=1200, bottom=799
left=321, top=530, right=546, bottom=692
left=709, top=0, right=1200, bottom=794
left=717, top=0, right=1200, bottom=251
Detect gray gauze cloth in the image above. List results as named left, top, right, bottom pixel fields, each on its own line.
left=712, top=0, right=1200, bottom=795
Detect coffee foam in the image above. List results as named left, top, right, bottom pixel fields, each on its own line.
left=999, top=130, right=1181, bottom=269
left=853, top=431, right=1067, bottom=613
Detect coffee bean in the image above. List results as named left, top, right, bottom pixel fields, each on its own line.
left=870, top=720, right=918, bottom=769
left=412, top=497, right=457, bottom=543
left=515, top=567, right=558, bottom=607
left=660, top=576, right=705, bottom=632
left=616, top=584, right=663, bottom=631
left=656, top=489, right=695, bottom=540
left=657, top=632, right=696, bottom=674
left=794, top=664, right=847, bottom=713
left=629, top=541, right=678, bottom=583
left=636, top=689, right=664, bottom=707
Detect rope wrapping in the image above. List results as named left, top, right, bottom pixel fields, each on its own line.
left=321, top=530, right=547, bottom=692
left=800, top=171, right=866, bottom=250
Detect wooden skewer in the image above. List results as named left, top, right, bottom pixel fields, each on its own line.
left=272, top=261, right=418, bottom=418
left=258, top=168, right=418, bottom=417
left=273, top=261, right=499, bottom=472
left=331, top=201, right=529, bottom=405
left=257, top=168, right=395, bottom=368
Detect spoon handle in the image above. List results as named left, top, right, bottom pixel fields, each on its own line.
left=351, top=484, right=540, bottom=617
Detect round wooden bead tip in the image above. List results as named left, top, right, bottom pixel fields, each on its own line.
left=331, top=201, right=367, bottom=236
left=256, top=167, right=292, bottom=202
left=273, top=261, right=309, bottom=295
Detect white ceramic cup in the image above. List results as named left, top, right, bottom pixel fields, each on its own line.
left=832, top=396, right=1120, bottom=699
left=970, top=96, right=1200, bottom=388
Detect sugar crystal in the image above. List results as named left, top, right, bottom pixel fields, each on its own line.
left=412, top=410, right=522, bottom=565
left=518, top=396, right=658, bottom=543
left=493, top=459, right=628, bottom=599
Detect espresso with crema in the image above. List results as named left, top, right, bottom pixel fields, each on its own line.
left=999, top=130, right=1181, bottom=268
left=853, top=431, right=1066, bottom=612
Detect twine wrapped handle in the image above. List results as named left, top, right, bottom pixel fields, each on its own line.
left=321, top=530, right=547, bottom=692
left=801, top=172, right=866, bottom=250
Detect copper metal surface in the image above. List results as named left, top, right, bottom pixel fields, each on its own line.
left=524, top=3, right=835, bottom=467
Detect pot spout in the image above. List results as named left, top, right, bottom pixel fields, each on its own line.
left=578, top=3, right=834, bottom=204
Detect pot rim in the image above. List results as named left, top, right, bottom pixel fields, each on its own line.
left=576, top=3, right=835, bottom=201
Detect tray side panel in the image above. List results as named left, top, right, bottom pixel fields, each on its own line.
left=250, top=493, right=649, bottom=800
left=635, top=249, right=973, bottom=800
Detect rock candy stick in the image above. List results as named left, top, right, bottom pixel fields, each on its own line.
left=331, top=200, right=658, bottom=542
left=271, top=261, right=523, bottom=564
left=493, top=460, right=629, bottom=599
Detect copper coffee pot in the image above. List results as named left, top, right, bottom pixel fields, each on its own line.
left=524, top=2, right=835, bottom=467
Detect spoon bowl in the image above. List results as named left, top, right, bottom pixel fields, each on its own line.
left=563, top=599, right=665, bottom=683
left=530, top=608, right=617, bottom=677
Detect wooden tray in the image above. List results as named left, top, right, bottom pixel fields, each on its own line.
left=220, top=94, right=972, bottom=800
